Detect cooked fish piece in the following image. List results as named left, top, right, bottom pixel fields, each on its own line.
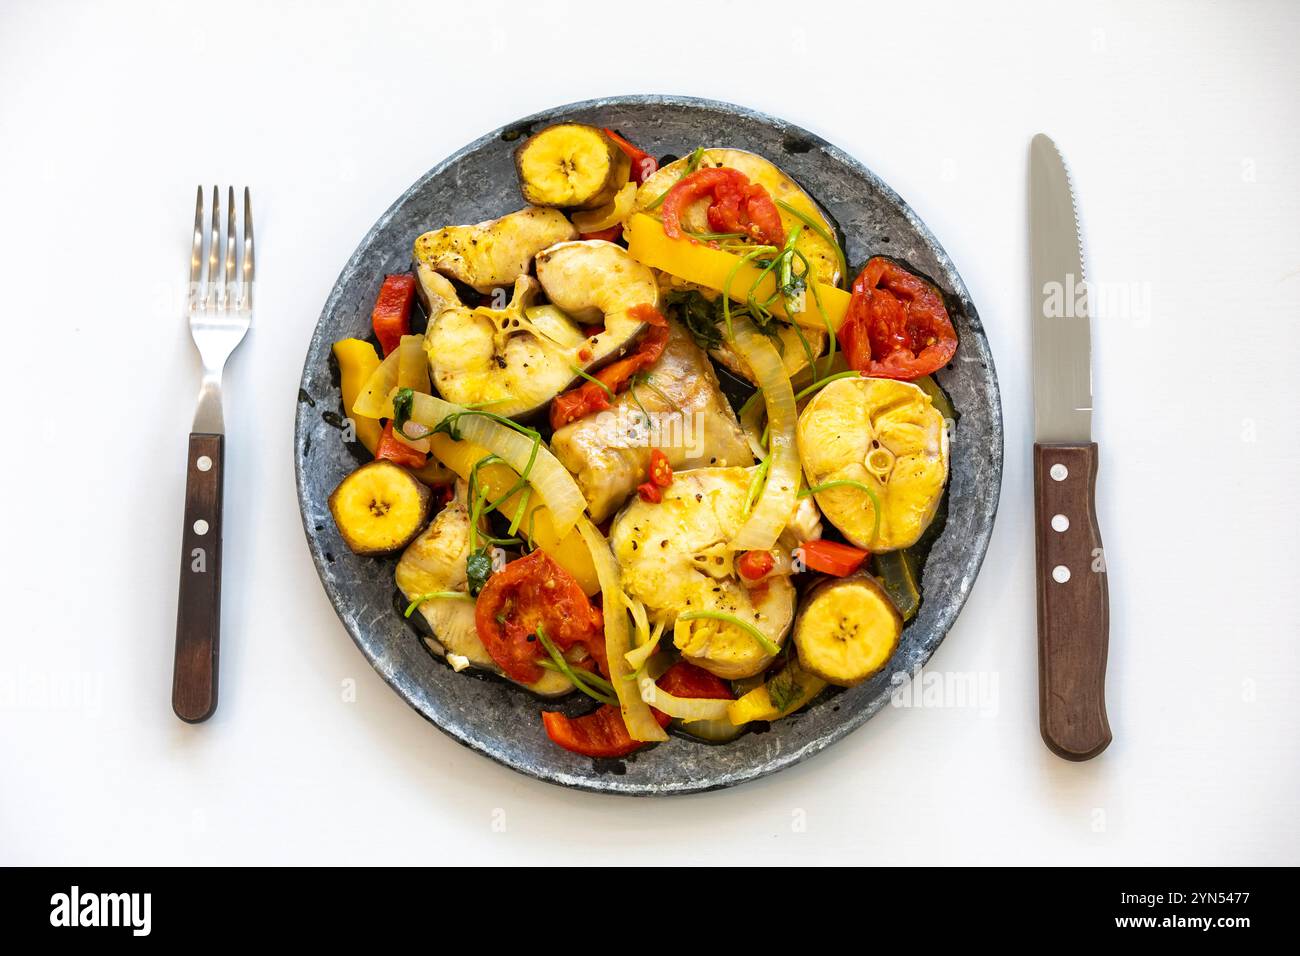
left=395, top=482, right=571, bottom=696
left=609, top=467, right=794, bottom=680
left=797, top=377, right=949, bottom=551
left=550, top=319, right=753, bottom=523
left=413, top=206, right=576, bottom=294
left=423, top=241, right=654, bottom=418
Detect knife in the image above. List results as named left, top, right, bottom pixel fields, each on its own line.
left=1029, top=134, right=1111, bottom=761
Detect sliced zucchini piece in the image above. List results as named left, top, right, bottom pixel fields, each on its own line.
left=873, top=549, right=921, bottom=622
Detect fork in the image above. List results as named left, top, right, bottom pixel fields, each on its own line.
left=173, top=185, right=254, bottom=723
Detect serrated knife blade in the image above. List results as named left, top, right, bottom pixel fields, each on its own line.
left=1030, top=133, right=1092, bottom=442
left=1029, top=133, right=1111, bottom=761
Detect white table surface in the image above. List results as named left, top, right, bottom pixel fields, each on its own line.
left=3, top=0, right=1298, bottom=866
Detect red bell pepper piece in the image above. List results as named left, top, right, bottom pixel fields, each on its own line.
left=371, top=274, right=417, bottom=357
left=656, top=661, right=733, bottom=700
left=374, top=421, right=427, bottom=469
left=603, top=128, right=658, bottom=184
left=541, top=662, right=726, bottom=758
left=542, top=705, right=671, bottom=759
left=799, top=539, right=869, bottom=577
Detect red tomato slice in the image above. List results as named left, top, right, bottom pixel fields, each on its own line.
left=549, top=322, right=670, bottom=429
left=542, top=704, right=671, bottom=758
left=838, top=258, right=958, bottom=380
left=660, top=167, right=785, bottom=246
left=627, top=303, right=668, bottom=327
left=800, top=539, right=869, bottom=577
left=371, top=273, right=416, bottom=357
left=475, top=550, right=605, bottom=684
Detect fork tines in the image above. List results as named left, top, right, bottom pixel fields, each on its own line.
left=189, top=186, right=254, bottom=313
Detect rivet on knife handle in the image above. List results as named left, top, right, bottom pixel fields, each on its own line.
left=1034, top=442, right=1110, bottom=760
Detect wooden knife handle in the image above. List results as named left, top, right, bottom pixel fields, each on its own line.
left=1033, top=442, right=1111, bottom=760
left=173, top=432, right=224, bottom=723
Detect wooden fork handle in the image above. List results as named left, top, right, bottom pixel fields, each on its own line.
left=173, top=433, right=224, bottom=723
left=1034, top=442, right=1111, bottom=760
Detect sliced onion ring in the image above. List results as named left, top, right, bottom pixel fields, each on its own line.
left=624, top=618, right=666, bottom=671
left=637, top=681, right=732, bottom=723
left=352, top=349, right=401, bottom=419
left=727, top=317, right=799, bottom=551
left=572, top=182, right=637, bottom=233
left=404, top=392, right=587, bottom=535
left=576, top=519, right=667, bottom=743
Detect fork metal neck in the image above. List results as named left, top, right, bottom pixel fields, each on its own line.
left=192, top=368, right=224, bottom=434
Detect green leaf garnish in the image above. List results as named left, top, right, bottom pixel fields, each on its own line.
left=799, top=479, right=882, bottom=542
left=391, top=387, right=415, bottom=433
left=536, top=625, right=615, bottom=705
left=404, top=591, right=474, bottom=618
left=568, top=364, right=614, bottom=401
left=465, top=548, right=494, bottom=596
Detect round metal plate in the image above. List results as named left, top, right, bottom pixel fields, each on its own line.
left=294, top=95, right=1003, bottom=795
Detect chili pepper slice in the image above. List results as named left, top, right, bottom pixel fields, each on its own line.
left=636, top=481, right=663, bottom=504
left=838, top=257, right=958, bottom=380
left=736, top=549, right=775, bottom=581
left=648, top=448, right=673, bottom=488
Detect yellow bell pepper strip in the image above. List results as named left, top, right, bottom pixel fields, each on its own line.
left=428, top=433, right=599, bottom=596
left=331, top=338, right=384, bottom=455
left=624, top=213, right=851, bottom=332
left=727, top=659, right=827, bottom=725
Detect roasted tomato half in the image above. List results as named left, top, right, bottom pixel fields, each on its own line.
left=838, top=257, right=957, bottom=379
left=475, top=549, right=605, bottom=684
